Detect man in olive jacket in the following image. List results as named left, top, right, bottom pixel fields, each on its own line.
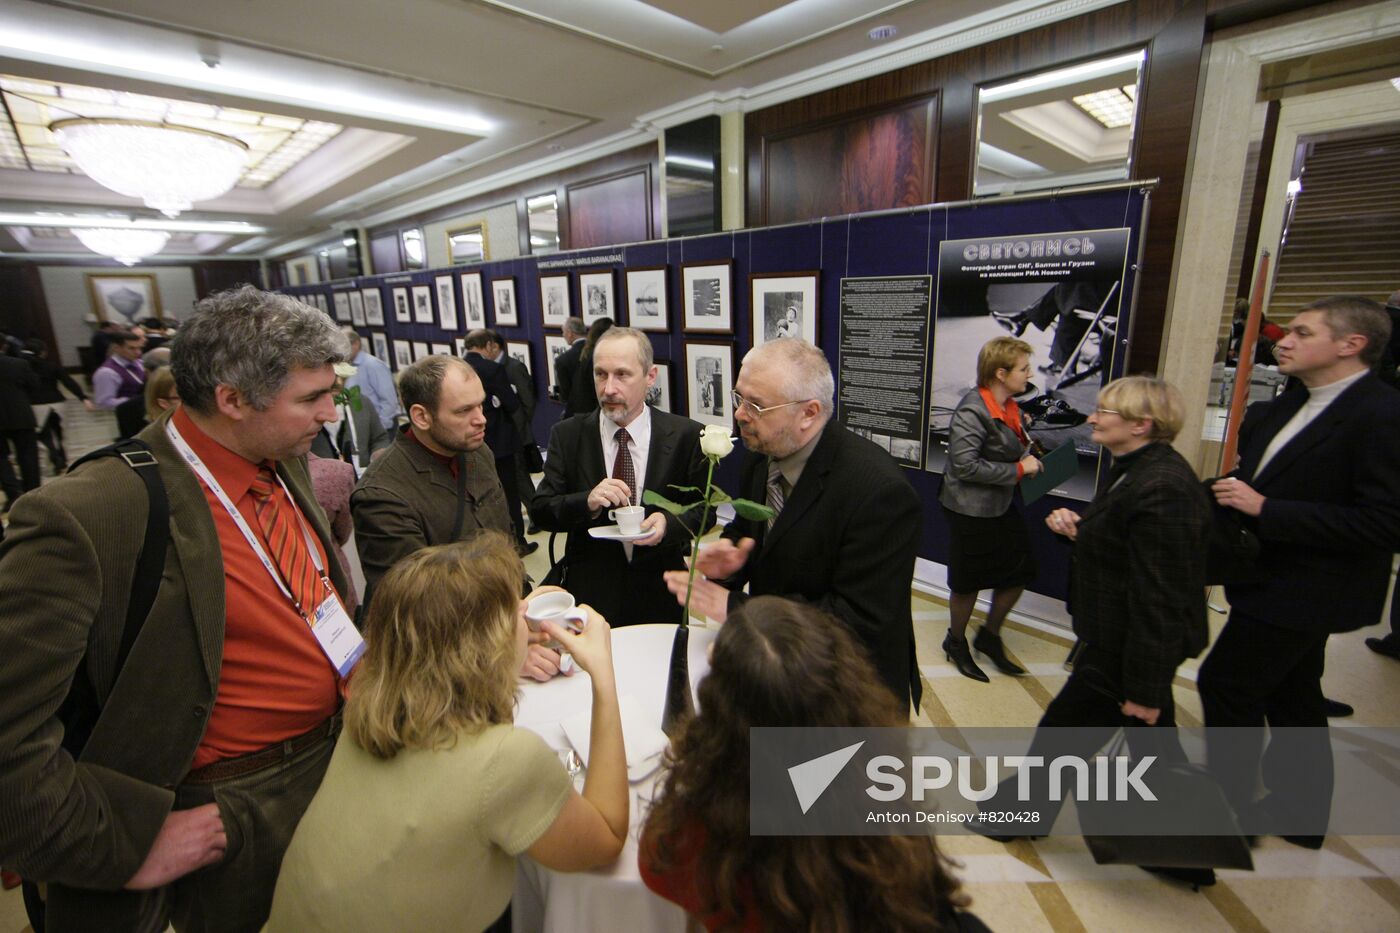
left=351, top=354, right=513, bottom=603
left=0, top=288, right=352, bottom=932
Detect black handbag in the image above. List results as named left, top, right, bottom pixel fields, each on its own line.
left=1079, top=731, right=1254, bottom=872
left=1201, top=477, right=1264, bottom=585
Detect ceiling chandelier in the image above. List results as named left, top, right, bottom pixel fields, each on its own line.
left=49, top=118, right=249, bottom=217
left=71, top=227, right=171, bottom=266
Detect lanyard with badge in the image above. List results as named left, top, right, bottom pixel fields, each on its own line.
left=166, top=420, right=365, bottom=677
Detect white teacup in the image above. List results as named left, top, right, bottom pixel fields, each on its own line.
left=524, top=591, right=587, bottom=635
left=608, top=505, right=645, bottom=535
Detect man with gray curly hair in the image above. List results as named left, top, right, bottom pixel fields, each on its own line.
left=0, top=285, right=358, bottom=932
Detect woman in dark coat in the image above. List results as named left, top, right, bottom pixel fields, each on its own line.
left=982, top=376, right=1216, bottom=887
left=937, top=336, right=1043, bottom=681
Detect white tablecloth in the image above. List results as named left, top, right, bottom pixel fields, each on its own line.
left=512, top=623, right=718, bottom=933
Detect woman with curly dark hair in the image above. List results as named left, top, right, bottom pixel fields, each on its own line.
left=639, top=596, right=986, bottom=932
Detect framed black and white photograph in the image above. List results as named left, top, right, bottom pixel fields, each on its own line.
left=434, top=275, right=458, bottom=331
left=625, top=266, right=668, bottom=332
left=544, top=334, right=570, bottom=389
left=86, top=272, right=162, bottom=324
left=751, top=272, right=819, bottom=346
left=362, top=288, right=385, bottom=326
left=312, top=294, right=329, bottom=315
left=371, top=332, right=390, bottom=366
left=392, top=287, right=411, bottom=323
left=540, top=274, right=570, bottom=329
left=413, top=341, right=431, bottom=360
left=507, top=340, right=533, bottom=376
left=453, top=337, right=467, bottom=358
left=349, top=290, right=366, bottom=327
left=578, top=269, right=615, bottom=326
left=682, top=261, right=733, bottom=333
left=411, top=285, right=434, bottom=324
left=432, top=342, right=453, bottom=357
left=459, top=272, right=485, bottom=330
left=647, top=361, right=672, bottom=412
left=684, top=341, right=734, bottom=428
left=332, top=291, right=352, bottom=323
left=492, top=277, right=518, bottom=327
left=392, top=339, right=413, bottom=370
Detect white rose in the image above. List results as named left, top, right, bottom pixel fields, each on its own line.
left=334, top=362, right=358, bottom=379
left=699, top=424, right=733, bottom=458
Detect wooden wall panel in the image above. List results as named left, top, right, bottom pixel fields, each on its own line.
left=762, top=99, right=934, bottom=225
left=745, top=0, right=1209, bottom=372
left=566, top=168, right=652, bottom=249
left=365, top=143, right=660, bottom=255
left=193, top=261, right=264, bottom=298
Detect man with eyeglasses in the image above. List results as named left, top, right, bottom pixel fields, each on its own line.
left=664, top=338, right=923, bottom=715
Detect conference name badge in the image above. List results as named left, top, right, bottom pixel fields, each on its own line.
left=311, top=592, right=365, bottom=677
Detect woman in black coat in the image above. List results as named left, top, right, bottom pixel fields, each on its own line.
left=981, top=376, right=1216, bottom=887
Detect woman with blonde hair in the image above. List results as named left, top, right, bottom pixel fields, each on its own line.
left=142, top=364, right=179, bottom=422
left=981, top=376, right=1216, bottom=888
left=937, top=335, right=1042, bottom=681
left=640, top=596, right=986, bottom=932
left=266, top=532, right=628, bottom=932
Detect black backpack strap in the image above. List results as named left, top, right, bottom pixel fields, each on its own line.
left=68, top=439, right=169, bottom=686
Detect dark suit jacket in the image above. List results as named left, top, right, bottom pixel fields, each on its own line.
left=554, top=339, right=584, bottom=413
left=351, top=429, right=513, bottom=599
left=309, top=402, right=391, bottom=470
left=0, top=413, right=345, bottom=925
left=721, top=423, right=922, bottom=711
left=1225, top=373, right=1400, bottom=633
left=1066, top=442, right=1212, bottom=709
left=530, top=409, right=706, bottom=626
left=464, top=352, right=520, bottom=458
left=501, top=353, right=536, bottom=450
left=0, top=354, right=37, bottom=429
left=570, top=348, right=599, bottom=416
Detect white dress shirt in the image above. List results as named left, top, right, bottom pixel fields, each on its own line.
left=1253, top=368, right=1367, bottom=478
left=599, top=406, right=652, bottom=559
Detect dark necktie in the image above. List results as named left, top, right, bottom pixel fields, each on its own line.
left=612, top=427, right=636, bottom=505
left=248, top=466, right=323, bottom=618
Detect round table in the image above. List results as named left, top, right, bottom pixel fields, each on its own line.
left=512, top=623, right=718, bottom=933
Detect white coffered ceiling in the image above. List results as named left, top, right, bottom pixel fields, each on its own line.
left=0, top=0, right=1117, bottom=261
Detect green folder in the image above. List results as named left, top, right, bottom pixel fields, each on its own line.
left=1019, top=441, right=1080, bottom=505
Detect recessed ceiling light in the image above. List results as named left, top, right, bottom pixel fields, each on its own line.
left=868, top=25, right=897, bottom=41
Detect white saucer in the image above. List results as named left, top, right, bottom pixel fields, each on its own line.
left=588, top=524, right=651, bottom=542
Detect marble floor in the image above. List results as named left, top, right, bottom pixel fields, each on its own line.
left=3, top=400, right=1400, bottom=931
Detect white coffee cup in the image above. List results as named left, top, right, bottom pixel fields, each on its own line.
left=608, top=505, right=645, bottom=535
left=524, top=590, right=587, bottom=635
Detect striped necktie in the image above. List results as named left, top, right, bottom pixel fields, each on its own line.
left=249, top=465, right=324, bottom=619
left=766, top=462, right=786, bottom=533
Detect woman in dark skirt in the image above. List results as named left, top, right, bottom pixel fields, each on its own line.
left=938, top=336, right=1042, bottom=681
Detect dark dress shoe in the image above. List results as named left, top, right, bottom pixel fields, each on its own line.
left=1282, top=834, right=1325, bottom=850
left=990, top=310, right=1029, bottom=337
left=526, top=521, right=541, bottom=535
left=516, top=541, right=539, bottom=557
left=1323, top=698, right=1353, bottom=718
left=1366, top=636, right=1400, bottom=660
left=972, top=628, right=1026, bottom=676
left=1142, top=866, right=1216, bottom=890
left=943, top=633, right=989, bottom=683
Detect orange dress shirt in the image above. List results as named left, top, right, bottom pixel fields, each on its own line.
left=174, top=407, right=342, bottom=770
left=978, top=386, right=1030, bottom=480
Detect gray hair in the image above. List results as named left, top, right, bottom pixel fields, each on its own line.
left=594, top=326, right=653, bottom=370
left=172, top=286, right=349, bottom=414
left=741, top=338, right=834, bottom=417
left=341, top=326, right=363, bottom=349
left=563, top=316, right=586, bottom=340
left=1302, top=295, right=1392, bottom=366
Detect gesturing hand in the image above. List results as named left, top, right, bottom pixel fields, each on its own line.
left=124, top=804, right=226, bottom=890
left=693, top=537, right=754, bottom=579
left=587, top=478, right=633, bottom=515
